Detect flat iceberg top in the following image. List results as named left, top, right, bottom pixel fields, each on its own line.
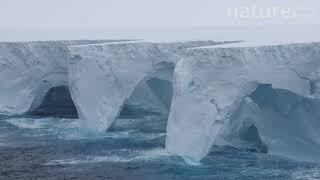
left=186, top=42, right=320, bottom=65
left=67, top=40, right=239, bottom=51
left=0, top=40, right=127, bottom=46
left=191, top=41, right=320, bottom=49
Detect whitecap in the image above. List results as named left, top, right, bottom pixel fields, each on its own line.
left=45, top=148, right=169, bottom=165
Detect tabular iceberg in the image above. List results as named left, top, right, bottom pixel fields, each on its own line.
left=166, top=43, right=320, bottom=161
left=1, top=39, right=319, bottom=163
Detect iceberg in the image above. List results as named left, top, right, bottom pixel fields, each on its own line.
left=166, top=43, right=320, bottom=161
left=1, top=39, right=319, bottom=162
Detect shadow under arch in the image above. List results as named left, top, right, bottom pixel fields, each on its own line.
left=110, top=61, right=175, bottom=133
left=248, top=84, right=320, bottom=161
left=216, top=83, right=320, bottom=161
left=28, top=86, right=78, bottom=118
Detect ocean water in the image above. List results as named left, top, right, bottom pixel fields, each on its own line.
left=0, top=117, right=319, bottom=180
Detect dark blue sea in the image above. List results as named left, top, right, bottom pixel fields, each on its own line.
left=0, top=117, right=319, bottom=180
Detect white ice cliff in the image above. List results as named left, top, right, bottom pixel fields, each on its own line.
left=166, top=43, right=320, bottom=161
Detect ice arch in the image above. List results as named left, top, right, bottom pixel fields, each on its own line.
left=248, top=84, right=320, bottom=162
left=67, top=41, right=228, bottom=133
left=0, top=41, right=70, bottom=115
left=68, top=43, right=179, bottom=133
left=113, top=61, right=174, bottom=133
left=0, top=40, right=119, bottom=116
left=119, top=62, right=174, bottom=118
left=166, top=43, right=320, bottom=161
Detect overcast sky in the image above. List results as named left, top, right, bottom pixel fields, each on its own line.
left=0, top=0, right=319, bottom=41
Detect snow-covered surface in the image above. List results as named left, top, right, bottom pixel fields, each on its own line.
left=67, top=40, right=142, bottom=48
left=166, top=42, right=320, bottom=161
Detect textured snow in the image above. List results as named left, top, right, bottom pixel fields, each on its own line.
left=166, top=43, right=320, bottom=161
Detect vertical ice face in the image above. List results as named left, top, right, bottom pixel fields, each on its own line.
left=0, top=40, right=118, bottom=116
left=166, top=43, right=320, bottom=161
left=67, top=41, right=229, bottom=133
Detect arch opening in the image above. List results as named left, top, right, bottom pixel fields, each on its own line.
left=249, top=84, right=320, bottom=161
left=29, top=86, right=78, bottom=118
left=111, top=62, right=175, bottom=133
left=219, top=84, right=320, bottom=161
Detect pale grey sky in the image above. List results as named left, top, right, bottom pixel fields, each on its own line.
left=0, top=0, right=319, bottom=41
left=1, top=0, right=319, bottom=28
